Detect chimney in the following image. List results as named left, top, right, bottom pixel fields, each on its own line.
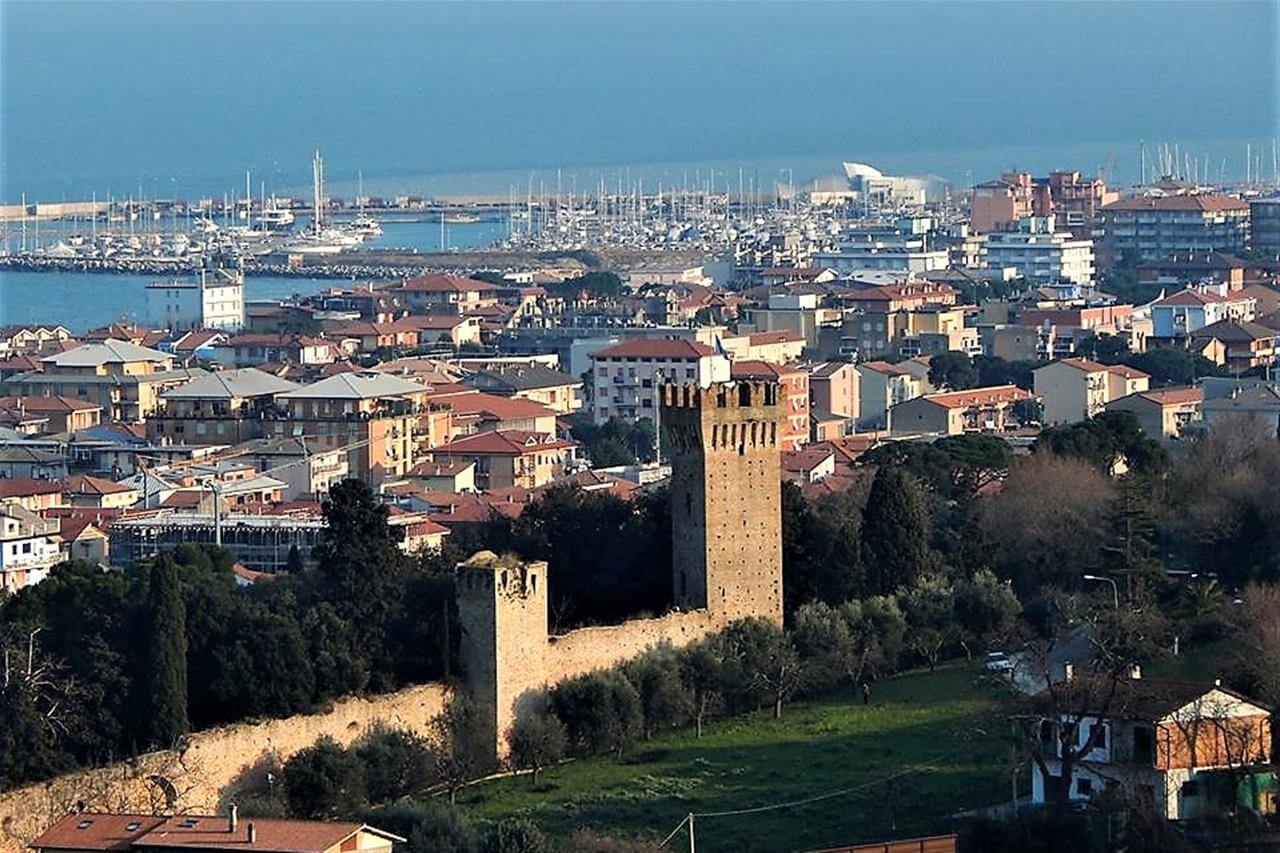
left=229, top=803, right=238, bottom=833
left=247, top=823, right=256, bottom=845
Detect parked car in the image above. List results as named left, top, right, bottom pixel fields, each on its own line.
left=984, top=651, right=1014, bottom=674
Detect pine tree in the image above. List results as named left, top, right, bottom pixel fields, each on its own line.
left=860, top=467, right=931, bottom=595
left=145, top=553, right=189, bottom=746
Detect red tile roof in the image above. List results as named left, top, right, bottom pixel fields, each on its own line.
left=918, top=384, right=1033, bottom=409
left=1103, top=194, right=1250, bottom=213
left=434, top=429, right=576, bottom=456
left=62, top=474, right=135, bottom=495
left=591, top=339, right=715, bottom=359
left=0, top=394, right=101, bottom=412
left=1135, top=386, right=1203, bottom=406
left=746, top=330, right=804, bottom=346
left=32, top=813, right=164, bottom=851
left=439, top=392, right=556, bottom=421
left=0, top=477, right=63, bottom=498
left=1153, top=288, right=1235, bottom=306
left=398, top=274, right=496, bottom=293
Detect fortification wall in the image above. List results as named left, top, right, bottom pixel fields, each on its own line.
left=545, top=609, right=720, bottom=683
left=0, top=683, right=451, bottom=853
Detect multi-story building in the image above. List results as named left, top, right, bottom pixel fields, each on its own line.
left=0, top=395, right=102, bottom=434
left=431, top=429, right=577, bottom=490
left=981, top=216, right=1096, bottom=285
left=810, top=243, right=950, bottom=275
left=463, top=364, right=583, bottom=414
left=109, top=512, right=326, bottom=573
left=889, top=384, right=1035, bottom=435
left=1101, top=195, right=1250, bottom=261
left=233, top=437, right=350, bottom=500
left=270, top=371, right=435, bottom=485
left=972, top=171, right=1116, bottom=238
left=856, top=360, right=927, bottom=430
left=393, top=274, right=498, bottom=315
left=148, top=367, right=300, bottom=446
left=1150, top=287, right=1256, bottom=340
left=807, top=361, right=860, bottom=423
left=590, top=339, right=731, bottom=423
left=729, top=360, right=809, bottom=451
left=144, top=255, right=246, bottom=331
left=1250, top=197, right=1280, bottom=256
left=1105, top=386, right=1202, bottom=439
left=1034, top=357, right=1150, bottom=425
left=2, top=340, right=203, bottom=422
left=211, top=334, right=337, bottom=368
left=1190, top=320, right=1279, bottom=372
left=0, top=502, right=62, bottom=593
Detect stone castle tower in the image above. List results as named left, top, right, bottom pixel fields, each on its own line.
left=456, top=380, right=784, bottom=755
left=660, top=380, right=784, bottom=625
left=455, top=552, right=548, bottom=754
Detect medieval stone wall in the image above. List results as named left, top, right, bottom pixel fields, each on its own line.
left=0, top=684, right=451, bottom=852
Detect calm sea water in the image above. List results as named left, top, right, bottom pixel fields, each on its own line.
left=2, top=3, right=1275, bottom=202
left=0, top=219, right=505, bottom=331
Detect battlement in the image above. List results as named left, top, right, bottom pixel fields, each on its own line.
left=659, top=380, right=781, bottom=413
left=457, top=551, right=545, bottom=600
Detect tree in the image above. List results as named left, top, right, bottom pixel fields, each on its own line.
left=313, top=480, right=408, bottom=687
left=676, top=638, right=726, bottom=737
left=900, top=574, right=956, bottom=671
left=1125, top=347, right=1224, bottom=387
left=843, top=595, right=906, bottom=685
left=861, top=467, right=932, bottom=595
left=283, top=736, right=368, bottom=818
left=981, top=452, right=1116, bottom=594
left=781, top=483, right=864, bottom=615
left=953, top=569, right=1021, bottom=660
left=622, top=646, right=691, bottom=738
left=550, top=670, right=643, bottom=756
left=0, top=629, right=73, bottom=789
left=431, top=695, right=492, bottom=805
left=355, top=726, right=437, bottom=804
left=359, top=802, right=476, bottom=853
left=506, top=709, right=567, bottom=788
left=144, top=553, right=189, bottom=747
left=1036, top=410, right=1168, bottom=476
left=928, top=351, right=978, bottom=390
left=1233, top=584, right=1280, bottom=711
left=720, top=618, right=804, bottom=718
left=791, top=602, right=855, bottom=694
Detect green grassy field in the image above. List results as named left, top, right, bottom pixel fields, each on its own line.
left=453, top=665, right=1015, bottom=852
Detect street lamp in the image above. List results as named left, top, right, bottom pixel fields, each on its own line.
left=1083, top=574, right=1119, bottom=608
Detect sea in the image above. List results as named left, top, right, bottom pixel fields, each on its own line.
left=0, top=218, right=506, bottom=331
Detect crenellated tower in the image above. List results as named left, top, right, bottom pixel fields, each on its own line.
left=660, top=381, right=784, bottom=625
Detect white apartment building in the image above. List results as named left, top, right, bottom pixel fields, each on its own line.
left=590, top=339, right=730, bottom=423
left=981, top=216, right=1095, bottom=285
left=146, top=258, right=246, bottom=331
left=811, top=244, right=950, bottom=275
left=0, top=502, right=63, bottom=594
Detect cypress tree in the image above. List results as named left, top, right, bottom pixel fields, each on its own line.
left=145, top=553, right=189, bottom=746
left=860, top=466, right=931, bottom=595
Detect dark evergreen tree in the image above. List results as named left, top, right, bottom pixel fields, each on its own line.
left=144, top=553, right=189, bottom=747
left=860, top=467, right=931, bottom=595
left=313, top=480, right=407, bottom=687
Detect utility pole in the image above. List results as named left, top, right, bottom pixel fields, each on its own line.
left=687, top=813, right=695, bottom=853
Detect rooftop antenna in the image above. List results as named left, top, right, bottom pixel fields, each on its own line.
left=1140, top=139, right=1147, bottom=185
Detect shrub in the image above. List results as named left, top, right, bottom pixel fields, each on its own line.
left=479, top=818, right=549, bottom=853
left=283, top=735, right=367, bottom=819
left=355, top=725, right=437, bottom=804
left=360, top=802, right=476, bottom=853
left=551, top=670, right=643, bottom=756
left=507, top=709, right=567, bottom=787
left=621, top=646, right=691, bottom=737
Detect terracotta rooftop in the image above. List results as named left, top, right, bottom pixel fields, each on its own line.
left=917, top=384, right=1034, bottom=409
left=1134, top=386, right=1203, bottom=406
left=1102, top=194, right=1250, bottom=213
left=434, top=429, right=576, bottom=456
left=397, top=274, right=496, bottom=293
left=591, top=339, right=715, bottom=359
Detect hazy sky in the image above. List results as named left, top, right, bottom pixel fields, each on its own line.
left=1, top=1, right=1277, bottom=200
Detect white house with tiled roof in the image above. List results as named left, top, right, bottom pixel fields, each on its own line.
left=590, top=338, right=730, bottom=424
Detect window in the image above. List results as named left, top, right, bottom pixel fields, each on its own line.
left=1076, top=777, right=1093, bottom=796
left=1181, top=780, right=1201, bottom=798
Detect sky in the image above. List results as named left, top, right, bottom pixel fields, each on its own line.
left=1, top=1, right=1277, bottom=201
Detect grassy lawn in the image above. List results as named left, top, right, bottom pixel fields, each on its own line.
left=452, top=664, right=1015, bottom=852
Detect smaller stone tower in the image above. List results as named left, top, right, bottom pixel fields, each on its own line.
left=455, top=551, right=548, bottom=755
left=661, top=381, right=784, bottom=626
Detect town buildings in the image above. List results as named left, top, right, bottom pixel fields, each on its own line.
left=1100, top=195, right=1251, bottom=261
left=590, top=339, right=730, bottom=423
left=1250, top=197, right=1280, bottom=256
left=147, top=368, right=299, bottom=446
left=1034, top=358, right=1150, bottom=426
left=1029, top=672, right=1274, bottom=820
left=1105, top=387, right=1203, bottom=439
left=889, top=384, right=1035, bottom=435
left=144, top=256, right=246, bottom=331
left=971, top=170, right=1115, bottom=237
left=981, top=216, right=1096, bottom=285
left=0, top=502, right=62, bottom=593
